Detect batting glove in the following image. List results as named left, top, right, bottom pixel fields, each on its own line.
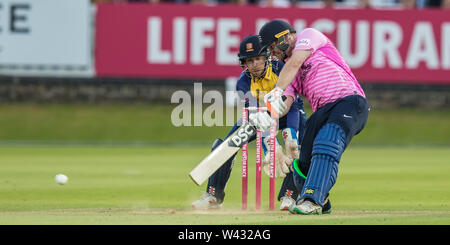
left=264, top=87, right=287, bottom=118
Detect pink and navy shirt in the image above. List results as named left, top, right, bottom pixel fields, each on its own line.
left=283, top=28, right=366, bottom=112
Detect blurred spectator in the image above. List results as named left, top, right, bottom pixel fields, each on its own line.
left=89, top=0, right=450, bottom=7
left=260, top=0, right=292, bottom=7
left=227, top=0, right=250, bottom=5
left=352, top=0, right=402, bottom=8
left=90, top=0, right=159, bottom=2
left=322, top=0, right=336, bottom=7
left=294, top=0, right=374, bottom=8
left=444, top=0, right=450, bottom=7
left=190, top=0, right=208, bottom=4
left=400, top=0, right=414, bottom=8
left=127, top=0, right=161, bottom=2
left=401, top=0, right=444, bottom=8
left=247, top=0, right=259, bottom=4
left=293, top=0, right=327, bottom=8
left=359, top=0, right=371, bottom=7
left=416, top=0, right=442, bottom=8
left=91, top=0, right=121, bottom=3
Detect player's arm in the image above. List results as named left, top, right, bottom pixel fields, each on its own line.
left=276, top=49, right=311, bottom=90
left=263, top=50, right=310, bottom=118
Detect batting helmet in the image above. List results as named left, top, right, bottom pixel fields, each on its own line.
left=259, top=20, right=296, bottom=52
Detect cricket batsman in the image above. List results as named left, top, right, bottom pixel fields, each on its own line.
left=191, top=34, right=307, bottom=210
left=251, top=20, right=370, bottom=215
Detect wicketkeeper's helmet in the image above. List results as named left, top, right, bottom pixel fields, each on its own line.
left=238, top=35, right=269, bottom=63
left=238, top=34, right=270, bottom=73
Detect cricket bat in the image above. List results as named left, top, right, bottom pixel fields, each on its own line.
left=189, top=121, right=257, bottom=186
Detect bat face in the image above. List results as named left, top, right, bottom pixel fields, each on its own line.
left=189, top=122, right=257, bottom=186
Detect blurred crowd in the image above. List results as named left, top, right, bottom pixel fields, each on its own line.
left=91, top=0, right=450, bottom=9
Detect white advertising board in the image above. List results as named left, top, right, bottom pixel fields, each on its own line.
left=0, top=0, right=93, bottom=77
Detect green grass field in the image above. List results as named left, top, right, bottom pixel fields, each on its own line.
left=0, top=104, right=449, bottom=224
left=0, top=104, right=449, bottom=145
left=0, top=145, right=449, bottom=225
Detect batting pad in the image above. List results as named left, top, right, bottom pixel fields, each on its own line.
left=300, top=123, right=346, bottom=206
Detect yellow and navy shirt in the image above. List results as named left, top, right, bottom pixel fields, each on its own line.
left=236, top=60, right=303, bottom=131
left=237, top=61, right=283, bottom=104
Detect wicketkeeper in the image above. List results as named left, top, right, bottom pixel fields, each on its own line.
left=192, top=34, right=307, bottom=210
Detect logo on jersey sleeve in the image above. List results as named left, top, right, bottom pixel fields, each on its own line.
left=297, top=38, right=311, bottom=48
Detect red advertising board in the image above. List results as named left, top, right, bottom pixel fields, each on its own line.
left=95, top=3, right=450, bottom=84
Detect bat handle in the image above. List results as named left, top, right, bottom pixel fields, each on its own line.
left=266, top=95, right=287, bottom=118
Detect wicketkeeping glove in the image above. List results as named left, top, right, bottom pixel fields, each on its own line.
left=262, top=136, right=291, bottom=178
left=282, top=128, right=300, bottom=161
left=249, top=111, right=272, bottom=132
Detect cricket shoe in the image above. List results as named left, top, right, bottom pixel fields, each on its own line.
left=279, top=196, right=296, bottom=211
left=289, top=196, right=332, bottom=215
left=289, top=199, right=322, bottom=215
left=322, top=198, right=332, bottom=214
left=191, top=193, right=222, bottom=210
